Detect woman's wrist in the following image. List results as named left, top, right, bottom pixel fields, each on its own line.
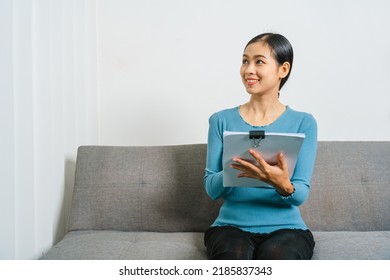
left=275, top=181, right=295, bottom=197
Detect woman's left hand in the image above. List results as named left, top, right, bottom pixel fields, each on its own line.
left=230, top=149, right=294, bottom=195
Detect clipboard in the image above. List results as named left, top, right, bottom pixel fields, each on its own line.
left=222, top=130, right=305, bottom=187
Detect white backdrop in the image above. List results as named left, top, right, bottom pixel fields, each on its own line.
left=97, top=0, right=390, bottom=146
left=0, top=0, right=98, bottom=259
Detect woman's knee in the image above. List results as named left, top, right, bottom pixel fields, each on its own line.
left=255, top=229, right=314, bottom=260
left=204, top=226, right=255, bottom=260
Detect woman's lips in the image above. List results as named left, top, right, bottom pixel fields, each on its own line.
left=246, top=79, right=259, bottom=86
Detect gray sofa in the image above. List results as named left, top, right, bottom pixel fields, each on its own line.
left=40, top=142, right=390, bottom=260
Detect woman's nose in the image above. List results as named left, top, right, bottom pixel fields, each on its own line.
left=245, top=62, right=256, bottom=74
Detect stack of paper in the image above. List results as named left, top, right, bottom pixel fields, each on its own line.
left=222, top=131, right=305, bottom=187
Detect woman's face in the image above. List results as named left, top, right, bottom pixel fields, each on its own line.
left=240, top=42, right=287, bottom=97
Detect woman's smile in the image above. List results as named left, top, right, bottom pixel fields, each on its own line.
left=246, top=78, right=260, bottom=86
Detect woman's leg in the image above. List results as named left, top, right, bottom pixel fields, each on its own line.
left=204, top=226, right=256, bottom=260
left=254, top=229, right=315, bottom=260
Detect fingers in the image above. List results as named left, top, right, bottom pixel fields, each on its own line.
left=230, top=158, right=256, bottom=172
left=230, top=151, right=266, bottom=180
left=277, top=153, right=289, bottom=174
left=230, top=151, right=290, bottom=184
left=229, top=150, right=292, bottom=189
left=230, top=149, right=267, bottom=173
left=249, top=149, right=268, bottom=166
left=277, top=152, right=286, bottom=167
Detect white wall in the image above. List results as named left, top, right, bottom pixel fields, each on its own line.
left=0, top=0, right=98, bottom=260
left=97, top=0, right=390, bottom=146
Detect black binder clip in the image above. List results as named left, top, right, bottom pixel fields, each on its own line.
left=249, top=130, right=265, bottom=148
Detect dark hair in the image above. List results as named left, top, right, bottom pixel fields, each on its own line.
left=245, top=33, right=293, bottom=90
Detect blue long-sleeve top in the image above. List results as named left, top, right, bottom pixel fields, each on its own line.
left=204, top=106, right=317, bottom=233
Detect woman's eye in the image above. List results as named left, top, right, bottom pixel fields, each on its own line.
left=242, top=59, right=249, bottom=64
left=256, top=60, right=264, bottom=64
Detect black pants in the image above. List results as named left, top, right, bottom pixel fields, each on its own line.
left=204, top=226, right=315, bottom=260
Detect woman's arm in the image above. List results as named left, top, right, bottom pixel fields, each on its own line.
left=285, top=114, right=318, bottom=206
left=203, top=113, right=233, bottom=200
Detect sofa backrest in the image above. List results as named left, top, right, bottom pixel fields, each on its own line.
left=68, top=142, right=390, bottom=233
left=68, top=144, right=222, bottom=232
left=300, top=142, right=390, bottom=231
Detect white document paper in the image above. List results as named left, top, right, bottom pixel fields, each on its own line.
left=222, top=131, right=305, bottom=187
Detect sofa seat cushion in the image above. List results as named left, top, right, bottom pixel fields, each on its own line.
left=312, top=231, right=390, bottom=260
left=40, top=231, right=208, bottom=260
left=41, top=230, right=390, bottom=260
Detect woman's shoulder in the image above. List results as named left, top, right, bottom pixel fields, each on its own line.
left=286, top=106, right=317, bottom=123
left=209, top=106, right=239, bottom=121
left=286, top=107, right=317, bottom=135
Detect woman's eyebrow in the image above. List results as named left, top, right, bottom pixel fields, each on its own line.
left=242, top=54, right=268, bottom=59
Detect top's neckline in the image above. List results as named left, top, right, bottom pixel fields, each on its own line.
left=236, top=105, right=290, bottom=128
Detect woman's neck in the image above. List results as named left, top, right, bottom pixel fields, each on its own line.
left=240, top=96, right=286, bottom=126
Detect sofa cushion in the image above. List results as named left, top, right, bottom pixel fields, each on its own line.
left=312, top=231, right=390, bottom=260
left=301, top=142, right=390, bottom=231
left=40, top=230, right=390, bottom=260
left=40, top=231, right=208, bottom=260
left=68, top=145, right=222, bottom=232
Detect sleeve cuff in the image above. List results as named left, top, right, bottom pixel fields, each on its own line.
left=276, top=187, right=296, bottom=200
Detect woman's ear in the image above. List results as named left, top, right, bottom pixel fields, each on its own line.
left=279, top=62, right=290, bottom=79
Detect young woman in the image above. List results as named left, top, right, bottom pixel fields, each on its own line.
left=203, top=33, right=317, bottom=260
